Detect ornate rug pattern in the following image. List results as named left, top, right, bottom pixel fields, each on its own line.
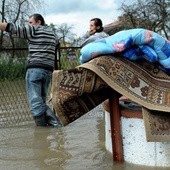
left=52, top=55, right=170, bottom=142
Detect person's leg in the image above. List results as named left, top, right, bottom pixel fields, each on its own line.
left=26, top=68, right=47, bottom=126
left=42, top=70, right=62, bottom=127
left=46, top=107, right=62, bottom=127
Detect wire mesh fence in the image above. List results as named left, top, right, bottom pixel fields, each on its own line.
left=0, top=46, right=81, bottom=127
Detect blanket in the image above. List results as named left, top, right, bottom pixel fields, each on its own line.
left=52, top=55, right=170, bottom=142
left=80, top=28, right=170, bottom=73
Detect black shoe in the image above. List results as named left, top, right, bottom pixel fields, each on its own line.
left=33, top=114, right=47, bottom=126
left=46, top=109, right=62, bottom=127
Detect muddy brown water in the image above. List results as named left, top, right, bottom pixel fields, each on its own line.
left=0, top=106, right=169, bottom=170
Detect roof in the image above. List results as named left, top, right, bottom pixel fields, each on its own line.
left=103, top=17, right=125, bottom=35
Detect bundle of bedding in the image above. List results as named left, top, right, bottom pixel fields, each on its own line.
left=80, top=28, right=170, bottom=73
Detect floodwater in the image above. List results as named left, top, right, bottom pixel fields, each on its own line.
left=0, top=106, right=169, bottom=170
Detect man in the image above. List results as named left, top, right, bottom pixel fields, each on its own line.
left=81, top=18, right=109, bottom=47
left=0, top=13, right=61, bottom=127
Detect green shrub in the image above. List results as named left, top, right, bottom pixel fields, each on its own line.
left=60, top=48, right=80, bottom=69
left=0, top=59, right=26, bottom=81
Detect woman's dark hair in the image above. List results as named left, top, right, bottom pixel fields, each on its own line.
left=29, top=13, right=45, bottom=26
left=90, top=18, right=103, bottom=32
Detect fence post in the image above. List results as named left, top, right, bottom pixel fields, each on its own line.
left=54, top=43, right=61, bottom=70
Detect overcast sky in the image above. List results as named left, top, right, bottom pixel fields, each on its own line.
left=38, top=0, right=124, bottom=37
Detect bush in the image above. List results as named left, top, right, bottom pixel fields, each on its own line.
left=0, top=59, right=26, bottom=81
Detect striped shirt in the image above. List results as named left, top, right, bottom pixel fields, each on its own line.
left=6, top=23, right=57, bottom=71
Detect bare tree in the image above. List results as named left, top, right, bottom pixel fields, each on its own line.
left=54, top=23, right=76, bottom=47
left=120, top=0, right=170, bottom=39
left=0, top=0, right=44, bottom=48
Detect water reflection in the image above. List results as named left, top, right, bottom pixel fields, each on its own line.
left=0, top=107, right=169, bottom=170
left=33, top=127, right=70, bottom=170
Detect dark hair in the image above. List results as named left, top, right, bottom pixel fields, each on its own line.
left=90, top=18, right=103, bottom=32
left=29, top=13, right=45, bottom=26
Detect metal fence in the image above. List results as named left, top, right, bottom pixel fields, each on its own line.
left=0, top=46, right=81, bottom=127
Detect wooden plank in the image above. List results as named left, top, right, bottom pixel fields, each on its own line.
left=109, top=90, right=124, bottom=162
left=121, top=109, right=143, bottom=119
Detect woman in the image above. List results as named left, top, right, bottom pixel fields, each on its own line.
left=81, top=18, right=109, bottom=47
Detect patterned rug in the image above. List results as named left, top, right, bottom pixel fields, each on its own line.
left=52, top=55, right=170, bottom=142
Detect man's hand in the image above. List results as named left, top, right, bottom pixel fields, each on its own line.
left=0, top=23, right=8, bottom=31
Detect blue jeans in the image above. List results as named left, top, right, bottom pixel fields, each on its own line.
left=26, top=68, right=53, bottom=117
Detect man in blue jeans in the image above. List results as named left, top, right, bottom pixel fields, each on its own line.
left=0, top=13, right=61, bottom=127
